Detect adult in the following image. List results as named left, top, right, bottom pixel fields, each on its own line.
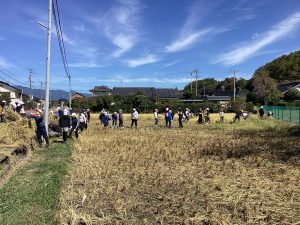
left=59, top=109, right=71, bottom=143
left=69, top=113, right=79, bottom=139
left=177, top=108, right=183, bottom=128
left=112, top=112, right=118, bottom=128
left=259, top=106, right=265, bottom=119
left=118, top=109, right=124, bottom=128
left=79, top=111, right=87, bottom=132
left=164, top=107, right=169, bottom=127
left=99, top=109, right=105, bottom=124
left=154, top=109, right=159, bottom=127
left=204, top=108, right=210, bottom=125
left=198, top=108, right=203, bottom=124
left=103, top=111, right=110, bottom=128
left=166, top=109, right=173, bottom=128
left=31, top=109, right=49, bottom=148
left=219, top=109, right=224, bottom=123
left=131, top=108, right=138, bottom=128
left=15, top=102, right=21, bottom=113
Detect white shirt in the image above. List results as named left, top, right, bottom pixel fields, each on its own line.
left=154, top=112, right=158, bottom=119
left=132, top=111, right=138, bottom=119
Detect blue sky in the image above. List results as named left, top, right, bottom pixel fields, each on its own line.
left=0, top=0, right=300, bottom=93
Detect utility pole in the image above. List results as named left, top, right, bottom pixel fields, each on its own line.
left=28, top=69, right=33, bottom=101
left=203, top=82, right=206, bottom=96
left=232, top=68, right=239, bottom=101
left=44, top=0, right=53, bottom=134
left=68, top=76, right=71, bottom=109
left=190, top=72, right=193, bottom=91
left=195, top=69, right=198, bottom=97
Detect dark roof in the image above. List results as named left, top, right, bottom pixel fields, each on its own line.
left=72, top=92, right=86, bottom=97
left=113, top=87, right=154, bottom=97
left=112, top=87, right=182, bottom=99
left=0, top=81, right=22, bottom=92
left=206, top=96, right=231, bottom=101
left=89, top=86, right=112, bottom=92
left=212, top=90, right=242, bottom=97
left=277, top=81, right=300, bottom=93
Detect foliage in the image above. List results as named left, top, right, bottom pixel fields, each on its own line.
left=265, top=87, right=283, bottom=105
left=253, top=69, right=278, bottom=103
left=229, top=98, right=246, bottom=113
left=254, top=50, right=300, bottom=83
left=0, top=92, right=10, bottom=103
left=245, top=102, right=255, bottom=112
left=246, top=92, right=259, bottom=104
left=284, top=88, right=300, bottom=101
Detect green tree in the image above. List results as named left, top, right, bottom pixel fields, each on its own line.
left=284, top=88, right=300, bottom=101
left=265, top=87, right=283, bottom=105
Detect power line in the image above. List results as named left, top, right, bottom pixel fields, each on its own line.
left=0, top=66, right=27, bottom=86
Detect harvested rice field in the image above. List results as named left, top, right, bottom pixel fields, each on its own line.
left=60, top=114, right=300, bottom=225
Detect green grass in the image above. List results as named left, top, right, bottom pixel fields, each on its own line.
left=0, top=143, right=71, bottom=225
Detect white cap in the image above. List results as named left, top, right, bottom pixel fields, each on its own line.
left=71, top=113, right=76, bottom=117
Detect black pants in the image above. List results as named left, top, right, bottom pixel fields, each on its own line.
left=79, top=122, right=85, bottom=131
left=198, top=115, right=203, bottom=124
left=36, top=127, right=49, bottom=146
left=131, top=119, right=137, bottom=128
left=165, top=118, right=168, bottom=127
left=179, top=119, right=183, bottom=128
left=62, top=132, right=68, bottom=142
left=119, top=119, right=123, bottom=127
left=155, top=118, right=158, bottom=126
left=69, top=128, right=78, bottom=139
left=112, top=120, right=117, bottom=126
left=0, top=114, right=4, bottom=122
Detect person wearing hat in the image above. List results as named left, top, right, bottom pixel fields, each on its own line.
left=259, top=106, right=265, bottom=119
left=177, top=108, right=184, bottom=128
left=59, top=109, right=71, bottom=143
left=131, top=108, right=138, bottom=128
left=112, top=112, right=118, bottom=128
left=31, top=109, right=49, bottom=147
left=154, top=109, right=159, bottom=127
left=118, top=109, right=124, bottom=128
left=69, top=112, right=79, bottom=139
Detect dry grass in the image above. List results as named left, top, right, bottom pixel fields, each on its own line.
left=60, top=113, right=300, bottom=225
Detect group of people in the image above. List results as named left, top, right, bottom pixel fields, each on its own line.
left=29, top=107, right=91, bottom=148
left=0, top=100, right=26, bottom=122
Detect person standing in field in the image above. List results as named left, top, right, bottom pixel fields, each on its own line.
left=204, top=108, right=210, bottom=125
left=154, top=109, right=159, bottom=127
left=198, top=108, right=203, bottom=124
left=166, top=109, right=173, bottom=128
left=131, top=108, right=138, bottom=128
left=103, top=111, right=110, bottom=128
left=59, top=109, right=71, bottom=143
left=118, top=109, right=124, bottom=128
left=69, top=113, right=79, bottom=139
left=259, top=106, right=265, bottom=119
left=99, top=109, right=105, bottom=124
left=112, top=112, right=118, bottom=128
left=177, top=108, right=183, bottom=128
left=30, top=109, right=49, bottom=148
left=219, top=109, right=225, bottom=123
left=185, top=108, right=190, bottom=123
left=164, top=107, right=169, bottom=127
left=79, top=111, right=87, bottom=132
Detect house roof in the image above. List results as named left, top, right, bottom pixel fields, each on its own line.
left=112, top=87, right=182, bottom=98
left=0, top=81, right=22, bottom=92
left=206, top=96, right=231, bottom=101
left=72, top=92, right=86, bottom=97
left=212, top=90, right=242, bottom=97
left=277, top=81, right=300, bottom=93
left=89, top=86, right=112, bottom=92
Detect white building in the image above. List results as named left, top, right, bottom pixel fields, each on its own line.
left=0, top=81, right=23, bottom=105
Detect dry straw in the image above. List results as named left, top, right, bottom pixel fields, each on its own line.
left=60, top=113, right=300, bottom=225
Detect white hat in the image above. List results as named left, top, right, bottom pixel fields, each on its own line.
left=71, top=113, right=76, bottom=117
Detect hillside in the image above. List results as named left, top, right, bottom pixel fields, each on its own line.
left=254, top=50, right=300, bottom=83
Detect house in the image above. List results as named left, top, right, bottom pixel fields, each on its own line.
left=0, top=81, right=23, bottom=105
left=112, top=87, right=183, bottom=99
left=277, top=81, right=300, bottom=93
left=89, top=86, right=112, bottom=96
left=71, top=92, right=86, bottom=100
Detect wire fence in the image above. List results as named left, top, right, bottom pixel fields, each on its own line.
left=264, top=105, right=300, bottom=124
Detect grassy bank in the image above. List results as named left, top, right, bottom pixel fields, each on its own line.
left=0, top=143, right=71, bottom=225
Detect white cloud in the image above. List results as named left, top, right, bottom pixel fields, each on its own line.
left=0, top=57, right=12, bottom=68
left=215, top=12, right=300, bottom=66
left=69, top=62, right=103, bottom=68
left=166, top=29, right=212, bottom=53
left=125, top=54, right=160, bottom=68
left=164, top=60, right=181, bottom=67
left=99, top=0, right=142, bottom=58
left=73, top=24, right=86, bottom=33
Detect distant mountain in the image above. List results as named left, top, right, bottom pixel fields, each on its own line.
left=253, top=50, right=300, bottom=83
left=16, top=86, right=91, bottom=101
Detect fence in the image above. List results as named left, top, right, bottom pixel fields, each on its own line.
left=264, top=105, right=300, bottom=124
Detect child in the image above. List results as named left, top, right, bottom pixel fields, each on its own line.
left=118, top=109, right=124, bottom=128
left=219, top=109, right=224, bottom=123
left=154, top=109, right=159, bottom=127
left=112, top=112, right=118, bottom=128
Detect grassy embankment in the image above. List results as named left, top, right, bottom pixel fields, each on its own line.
left=0, top=143, right=71, bottom=225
